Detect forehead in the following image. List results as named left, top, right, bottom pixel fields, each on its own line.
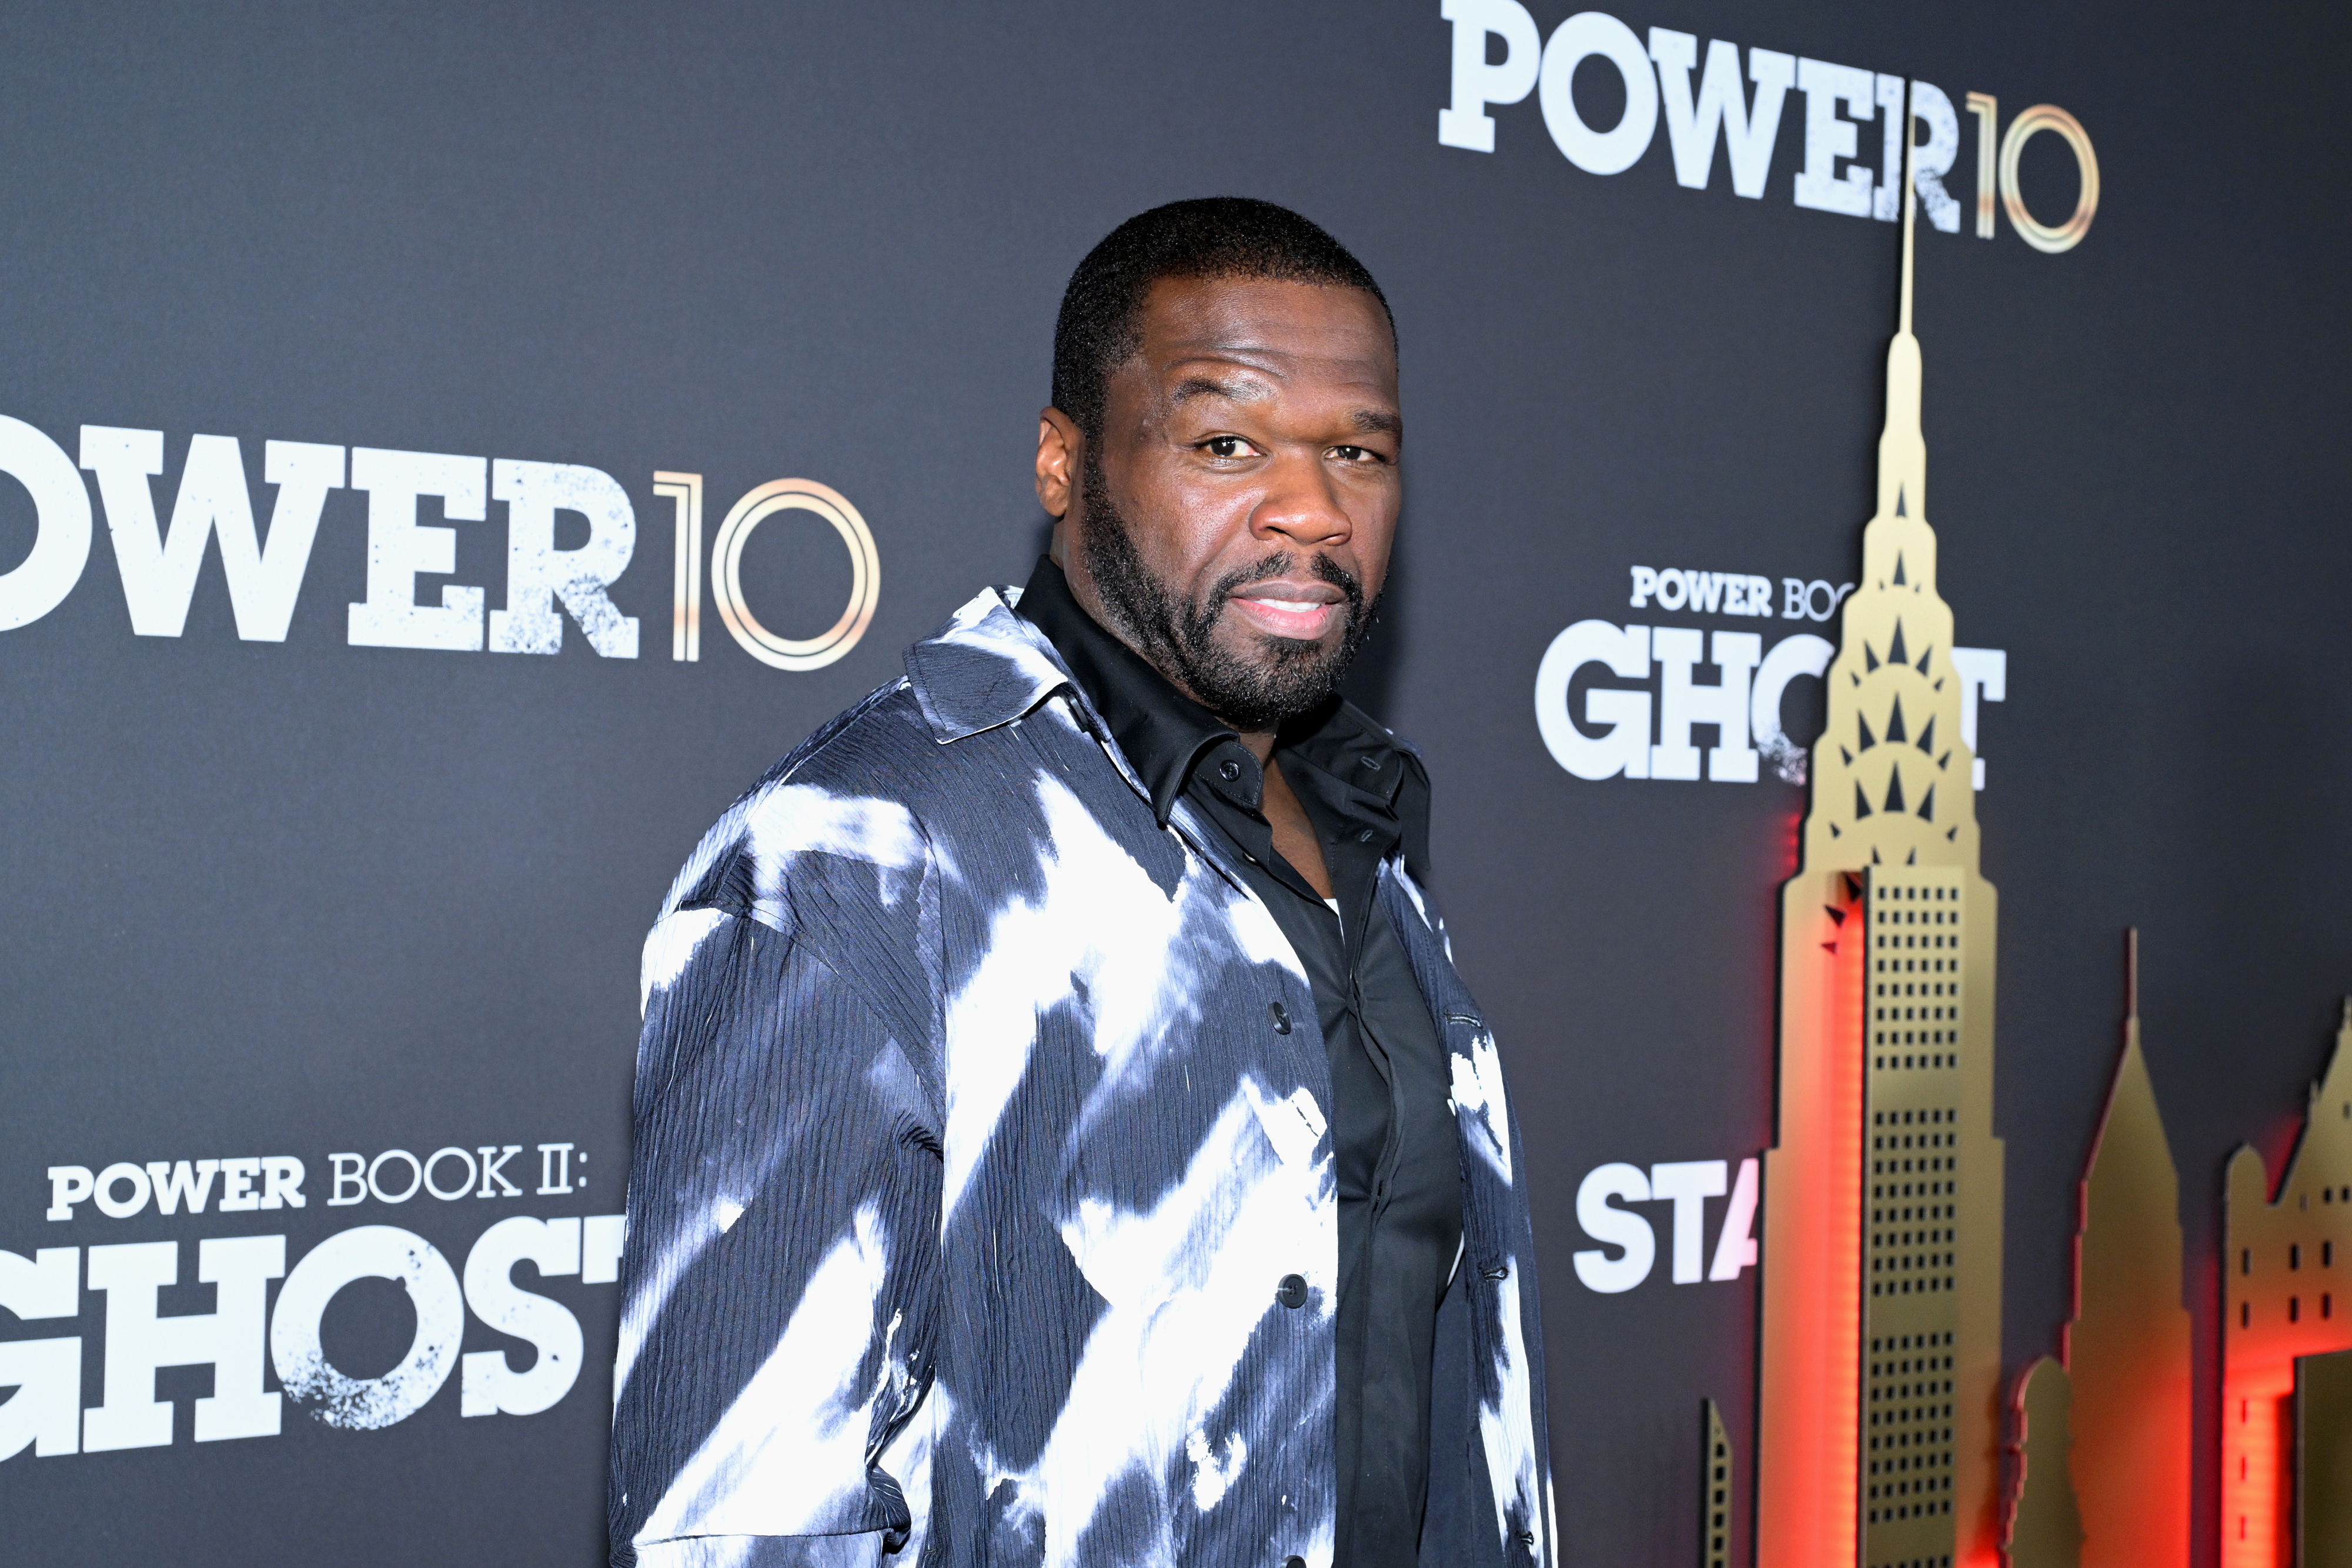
left=1130, top=275, right=1398, bottom=398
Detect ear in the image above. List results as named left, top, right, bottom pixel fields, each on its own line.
left=1035, top=408, right=1081, bottom=521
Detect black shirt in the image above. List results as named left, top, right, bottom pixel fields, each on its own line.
left=1018, top=560, right=1464, bottom=1566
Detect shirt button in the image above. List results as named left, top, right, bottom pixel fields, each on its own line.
left=1276, top=1274, right=1308, bottom=1309
left=1269, top=1001, right=1291, bottom=1035
left=1219, top=758, right=1242, bottom=781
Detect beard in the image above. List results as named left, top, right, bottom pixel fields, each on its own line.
left=1078, top=444, right=1375, bottom=734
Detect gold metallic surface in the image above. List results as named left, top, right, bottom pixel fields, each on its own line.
left=1703, top=1399, right=1733, bottom=1568
left=1998, top=106, right=2099, bottom=254
left=2006, top=1358, right=2083, bottom=1567
left=2297, top=1348, right=2352, bottom=1564
left=2222, top=1006, right=2352, bottom=1567
left=709, top=477, right=881, bottom=671
left=1758, top=122, right=2007, bottom=1568
left=2062, top=934, right=2191, bottom=1568
left=653, top=471, right=703, bottom=663
left=1966, top=94, right=2000, bottom=240
left=1862, top=862, right=1975, bottom=1564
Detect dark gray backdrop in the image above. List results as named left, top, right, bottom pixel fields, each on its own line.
left=1, top=3, right=2345, bottom=1563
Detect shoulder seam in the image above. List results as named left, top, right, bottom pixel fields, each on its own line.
left=776, top=677, right=913, bottom=790
left=739, top=677, right=913, bottom=804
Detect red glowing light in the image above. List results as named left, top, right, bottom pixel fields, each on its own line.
left=1755, top=875, right=1867, bottom=1566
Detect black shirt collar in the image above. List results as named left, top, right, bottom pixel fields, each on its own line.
left=1017, top=556, right=1249, bottom=822
left=1015, top=558, right=1429, bottom=875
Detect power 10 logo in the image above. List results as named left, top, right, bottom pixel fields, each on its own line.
left=1, top=1144, right=619, bottom=1464
left=0, top=413, right=879, bottom=671
left=1438, top=3, right=2100, bottom=256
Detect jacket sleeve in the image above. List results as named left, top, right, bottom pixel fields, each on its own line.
left=608, top=903, right=942, bottom=1568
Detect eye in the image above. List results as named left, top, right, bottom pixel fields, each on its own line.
left=1202, top=435, right=1259, bottom=460
left=1328, top=444, right=1387, bottom=465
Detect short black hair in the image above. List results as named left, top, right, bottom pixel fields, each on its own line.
left=1050, top=196, right=1392, bottom=442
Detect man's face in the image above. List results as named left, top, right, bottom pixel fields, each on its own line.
left=1039, top=275, right=1402, bottom=733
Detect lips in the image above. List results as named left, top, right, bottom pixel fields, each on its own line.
left=1224, top=581, right=1344, bottom=641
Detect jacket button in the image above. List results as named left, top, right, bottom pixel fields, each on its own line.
left=1276, top=1273, right=1308, bottom=1309
left=1284, top=1558, right=1307, bottom=1568
left=1269, top=1001, right=1291, bottom=1035
left=1220, top=758, right=1242, bottom=781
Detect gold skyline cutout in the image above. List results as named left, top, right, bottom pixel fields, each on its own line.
left=2223, top=1002, right=2352, bottom=1565
left=2006, top=931, right=2192, bottom=1568
left=1730, top=86, right=2341, bottom=1568
left=1703, top=1399, right=1733, bottom=1568
left=1756, top=108, right=2008, bottom=1568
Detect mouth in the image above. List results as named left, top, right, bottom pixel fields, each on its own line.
left=1222, top=581, right=1345, bottom=641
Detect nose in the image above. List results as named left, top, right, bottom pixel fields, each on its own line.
left=1247, top=452, right=1351, bottom=549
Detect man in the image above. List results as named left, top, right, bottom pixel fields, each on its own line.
left=609, top=198, right=1553, bottom=1568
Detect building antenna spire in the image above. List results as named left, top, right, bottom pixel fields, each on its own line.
left=1899, top=79, right=1917, bottom=339
left=2126, top=928, right=2140, bottom=1022
left=1873, top=79, right=1927, bottom=526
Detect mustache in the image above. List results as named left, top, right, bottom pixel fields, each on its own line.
left=1202, top=551, right=1366, bottom=630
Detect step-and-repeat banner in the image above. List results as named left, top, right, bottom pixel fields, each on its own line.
left=4, top=4, right=2346, bottom=1563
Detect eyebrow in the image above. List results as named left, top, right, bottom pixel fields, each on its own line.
left=1168, top=375, right=1402, bottom=439
left=1170, top=375, right=1264, bottom=406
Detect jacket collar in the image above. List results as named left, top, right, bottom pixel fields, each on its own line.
left=901, top=583, right=1076, bottom=744
left=903, top=581, right=1180, bottom=843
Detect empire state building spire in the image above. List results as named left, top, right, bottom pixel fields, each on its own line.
left=1755, top=112, right=2009, bottom=1568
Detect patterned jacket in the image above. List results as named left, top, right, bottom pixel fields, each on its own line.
left=608, top=586, right=1556, bottom=1568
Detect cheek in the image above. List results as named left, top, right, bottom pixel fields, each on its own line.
left=1132, top=473, right=1261, bottom=578
left=1348, top=499, right=1400, bottom=587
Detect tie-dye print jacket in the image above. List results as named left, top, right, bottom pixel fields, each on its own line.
left=609, top=586, right=1556, bottom=1568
